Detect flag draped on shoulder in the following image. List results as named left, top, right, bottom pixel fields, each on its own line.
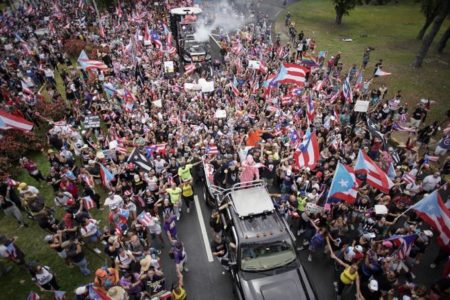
left=409, top=191, right=450, bottom=250
left=355, top=149, right=393, bottom=193
left=0, top=110, right=34, bottom=131
left=272, top=63, right=308, bottom=86
left=327, top=162, right=359, bottom=204
left=294, top=131, right=320, bottom=169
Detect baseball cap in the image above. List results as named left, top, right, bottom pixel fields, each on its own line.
left=369, top=279, right=378, bottom=291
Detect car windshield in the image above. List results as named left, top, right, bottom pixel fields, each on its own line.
left=240, top=239, right=296, bottom=272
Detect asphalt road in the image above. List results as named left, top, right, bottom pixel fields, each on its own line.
left=166, top=1, right=444, bottom=299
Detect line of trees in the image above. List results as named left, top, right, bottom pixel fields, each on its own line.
left=330, top=0, right=449, bottom=67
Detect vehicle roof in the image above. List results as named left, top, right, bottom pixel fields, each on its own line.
left=228, top=186, right=275, bottom=218
left=170, top=7, right=202, bottom=16
left=230, top=210, right=287, bottom=242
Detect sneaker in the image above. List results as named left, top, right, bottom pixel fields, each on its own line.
left=307, top=254, right=312, bottom=262
left=187, top=208, right=190, bottom=214
left=297, top=246, right=305, bottom=251
left=17, top=224, right=24, bottom=229
left=184, top=267, right=189, bottom=272
left=333, top=281, right=338, bottom=292
left=177, top=216, right=180, bottom=221
left=93, top=248, right=102, bottom=254
left=410, top=272, right=416, bottom=279
left=430, top=263, right=436, bottom=269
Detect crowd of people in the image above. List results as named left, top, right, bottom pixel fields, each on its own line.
left=0, top=0, right=449, bottom=299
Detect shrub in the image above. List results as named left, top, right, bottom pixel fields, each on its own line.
left=63, top=39, right=87, bottom=57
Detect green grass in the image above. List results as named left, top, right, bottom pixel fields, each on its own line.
left=277, top=0, right=450, bottom=123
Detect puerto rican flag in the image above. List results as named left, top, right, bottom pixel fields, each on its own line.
left=386, top=234, right=417, bottom=259
left=231, top=76, right=240, bottom=96
left=409, top=191, right=450, bottom=250
left=343, top=75, right=353, bottom=103
left=0, top=110, right=33, bottom=131
left=25, top=4, right=34, bottom=15
left=53, top=291, right=66, bottom=300
left=290, top=87, right=303, bottom=97
left=77, top=50, right=108, bottom=71
left=272, top=63, right=308, bottom=87
left=99, top=163, right=114, bottom=187
left=374, top=67, right=391, bottom=77
left=402, top=172, right=416, bottom=185
left=294, top=131, right=320, bottom=169
left=327, top=162, right=359, bottom=204
left=206, top=144, right=219, bottom=155
left=82, top=196, right=96, bottom=210
left=281, top=96, right=291, bottom=106
left=27, top=292, right=40, bottom=300
left=355, top=149, right=394, bottom=193
left=258, top=61, right=268, bottom=73
left=137, top=211, right=153, bottom=227
left=393, top=122, right=416, bottom=132
left=184, top=63, right=196, bottom=75
left=306, top=92, right=315, bottom=123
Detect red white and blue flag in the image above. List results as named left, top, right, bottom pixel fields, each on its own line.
left=52, top=290, right=66, bottom=300
left=343, top=75, right=353, bottom=103
left=0, top=110, right=34, bottom=131
left=386, top=234, right=417, bottom=259
left=206, top=144, right=219, bottom=155
left=82, top=196, right=95, bottom=210
left=231, top=76, right=240, bottom=96
left=184, top=63, right=196, bottom=75
left=77, top=50, right=108, bottom=71
left=327, top=163, right=359, bottom=204
left=409, top=191, right=450, bottom=249
left=137, top=211, right=153, bottom=227
left=402, top=172, right=416, bottom=185
left=294, top=131, right=320, bottom=169
left=99, top=163, right=114, bottom=187
left=27, top=292, right=40, bottom=300
left=306, top=92, right=315, bottom=123
left=272, top=63, right=308, bottom=86
left=355, top=149, right=394, bottom=193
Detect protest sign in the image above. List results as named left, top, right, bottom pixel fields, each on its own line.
left=84, top=116, right=101, bottom=128
left=164, top=61, right=174, bottom=73
left=354, top=100, right=370, bottom=112
left=248, top=60, right=261, bottom=70
left=199, top=78, right=214, bottom=92
left=215, top=109, right=226, bottom=119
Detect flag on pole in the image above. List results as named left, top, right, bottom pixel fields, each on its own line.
left=367, top=118, right=387, bottom=149
left=408, top=191, right=450, bottom=249
left=77, top=50, right=108, bottom=71
left=271, top=63, right=308, bottom=86
left=355, top=149, right=394, bottom=193
left=327, top=163, right=359, bottom=204
left=306, top=92, right=315, bottom=123
left=374, top=68, right=391, bottom=77
left=385, top=234, right=417, bottom=259
left=128, top=148, right=153, bottom=171
left=293, top=131, right=320, bottom=169
left=82, top=196, right=95, bottom=210
left=0, top=110, right=33, bottom=131
left=206, top=144, right=219, bottom=155
left=402, top=172, right=416, bottom=185
left=343, top=75, right=353, bottom=103
left=137, top=211, right=153, bottom=227
left=387, top=162, right=396, bottom=180
left=98, top=163, right=114, bottom=187
left=52, top=290, right=66, bottom=300
left=184, top=63, right=196, bottom=75
left=231, top=76, right=240, bottom=96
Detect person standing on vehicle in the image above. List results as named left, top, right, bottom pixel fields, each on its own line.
left=211, top=234, right=231, bottom=271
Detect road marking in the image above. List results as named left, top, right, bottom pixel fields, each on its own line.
left=194, top=194, right=214, bottom=262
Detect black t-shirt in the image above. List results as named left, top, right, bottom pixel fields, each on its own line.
left=211, top=240, right=227, bottom=257
left=67, top=244, right=85, bottom=263
left=144, top=275, right=165, bottom=295
left=412, top=108, right=425, bottom=120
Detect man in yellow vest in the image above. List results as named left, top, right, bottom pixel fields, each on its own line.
left=181, top=181, right=194, bottom=214
left=165, top=181, right=182, bottom=221
left=172, top=272, right=187, bottom=300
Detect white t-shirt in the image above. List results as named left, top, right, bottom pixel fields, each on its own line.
left=422, top=175, right=440, bottom=192
left=35, top=267, right=53, bottom=285
left=80, top=220, right=98, bottom=237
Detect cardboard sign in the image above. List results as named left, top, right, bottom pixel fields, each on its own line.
left=84, top=116, right=101, bottom=128
left=152, top=99, right=162, bottom=108
left=374, top=204, right=388, bottom=215
left=199, top=78, right=214, bottom=92
left=248, top=60, right=261, bottom=70
left=305, top=202, right=324, bottom=215
left=215, top=109, right=226, bottom=119
left=4, top=44, right=13, bottom=51
left=184, top=83, right=201, bottom=91
left=164, top=61, right=174, bottom=73
left=354, top=100, right=370, bottom=112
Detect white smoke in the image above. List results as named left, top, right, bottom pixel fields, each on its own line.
left=193, top=0, right=251, bottom=42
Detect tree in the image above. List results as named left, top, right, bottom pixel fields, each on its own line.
left=417, top=0, right=441, bottom=40
left=437, top=25, right=450, bottom=53
left=413, top=0, right=450, bottom=68
left=332, top=0, right=360, bottom=25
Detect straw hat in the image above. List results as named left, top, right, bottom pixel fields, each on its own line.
left=107, top=286, right=127, bottom=300
left=140, top=255, right=152, bottom=273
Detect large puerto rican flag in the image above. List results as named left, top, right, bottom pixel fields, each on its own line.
left=408, top=190, right=450, bottom=250
left=294, top=131, right=320, bottom=169
left=0, top=110, right=34, bottom=131
left=77, top=50, right=108, bottom=71
left=271, top=63, right=308, bottom=86
left=327, top=162, right=359, bottom=204
left=355, top=149, right=393, bottom=193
